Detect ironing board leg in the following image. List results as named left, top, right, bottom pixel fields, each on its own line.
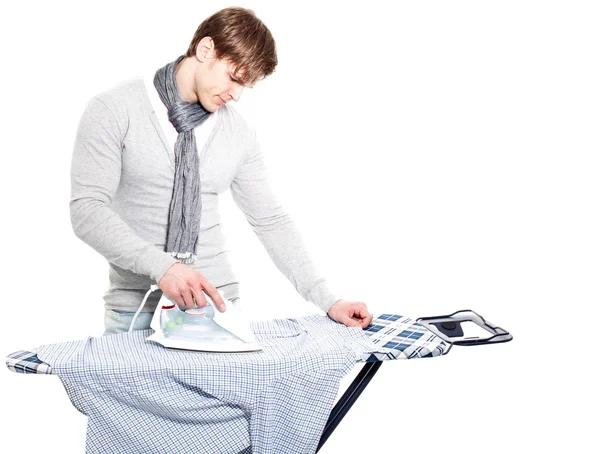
left=316, top=361, right=383, bottom=452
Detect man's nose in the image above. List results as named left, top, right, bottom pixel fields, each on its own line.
left=229, top=84, right=244, bottom=102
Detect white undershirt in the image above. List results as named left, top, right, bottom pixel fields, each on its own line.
left=143, top=70, right=218, bottom=155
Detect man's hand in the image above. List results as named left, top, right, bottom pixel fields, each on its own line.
left=327, top=299, right=373, bottom=329
left=158, top=263, right=226, bottom=312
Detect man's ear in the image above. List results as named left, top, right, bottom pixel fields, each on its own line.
left=195, top=36, right=216, bottom=63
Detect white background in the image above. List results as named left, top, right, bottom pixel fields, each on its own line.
left=1, top=1, right=598, bottom=452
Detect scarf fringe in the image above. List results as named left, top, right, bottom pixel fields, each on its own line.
left=169, top=251, right=197, bottom=265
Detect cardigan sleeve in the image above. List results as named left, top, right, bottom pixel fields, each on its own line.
left=229, top=130, right=340, bottom=313
left=69, top=96, right=178, bottom=283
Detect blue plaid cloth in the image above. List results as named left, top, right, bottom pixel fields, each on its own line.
left=6, top=349, right=54, bottom=374
left=5, top=314, right=446, bottom=453
left=363, top=314, right=447, bottom=361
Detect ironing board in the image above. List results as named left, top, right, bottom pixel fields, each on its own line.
left=5, top=311, right=510, bottom=452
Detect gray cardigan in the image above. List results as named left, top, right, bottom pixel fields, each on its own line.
left=70, top=76, right=339, bottom=313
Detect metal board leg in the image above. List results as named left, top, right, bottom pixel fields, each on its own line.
left=316, top=361, right=383, bottom=452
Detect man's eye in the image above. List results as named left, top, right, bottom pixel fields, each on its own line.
left=229, top=74, right=249, bottom=88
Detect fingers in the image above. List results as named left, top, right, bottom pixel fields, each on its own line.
left=189, top=285, right=208, bottom=309
left=339, top=303, right=372, bottom=329
left=167, top=291, right=185, bottom=308
left=159, top=281, right=187, bottom=309
left=158, top=263, right=227, bottom=312
left=179, top=287, right=195, bottom=309
left=353, top=305, right=373, bottom=328
left=200, top=281, right=227, bottom=312
left=362, top=311, right=374, bottom=328
left=354, top=314, right=372, bottom=329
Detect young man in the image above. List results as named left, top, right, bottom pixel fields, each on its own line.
left=70, top=7, right=372, bottom=334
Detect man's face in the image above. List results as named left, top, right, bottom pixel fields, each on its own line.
left=194, top=57, right=253, bottom=112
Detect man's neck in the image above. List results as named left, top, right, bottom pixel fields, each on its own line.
left=175, top=57, right=199, bottom=104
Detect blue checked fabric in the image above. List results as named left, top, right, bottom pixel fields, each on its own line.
left=362, top=314, right=447, bottom=361
left=5, top=314, right=447, bottom=453
left=33, top=315, right=372, bottom=454
left=6, top=349, right=54, bottom=374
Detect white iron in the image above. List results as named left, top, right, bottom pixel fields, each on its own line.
left=136, top=288, right=261, bottom=352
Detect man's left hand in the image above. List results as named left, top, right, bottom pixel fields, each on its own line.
left=327, top=300, right=373, bottom=329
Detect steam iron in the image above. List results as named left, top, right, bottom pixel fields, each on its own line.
left=146, top=291, right=262, bottom=353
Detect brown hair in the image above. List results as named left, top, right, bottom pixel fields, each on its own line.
left=185, top=7, right=278, bottom=85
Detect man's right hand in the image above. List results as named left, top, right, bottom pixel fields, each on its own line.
left=158, top=263, right=226, bottom=312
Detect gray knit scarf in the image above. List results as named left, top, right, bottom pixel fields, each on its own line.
left=153, top=55, right=212, bottom=264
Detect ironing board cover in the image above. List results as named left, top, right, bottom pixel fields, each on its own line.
left=6, top=314, right=447, bottom=374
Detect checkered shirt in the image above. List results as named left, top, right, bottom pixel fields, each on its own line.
left=6, top=314, right=447, bottom=453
